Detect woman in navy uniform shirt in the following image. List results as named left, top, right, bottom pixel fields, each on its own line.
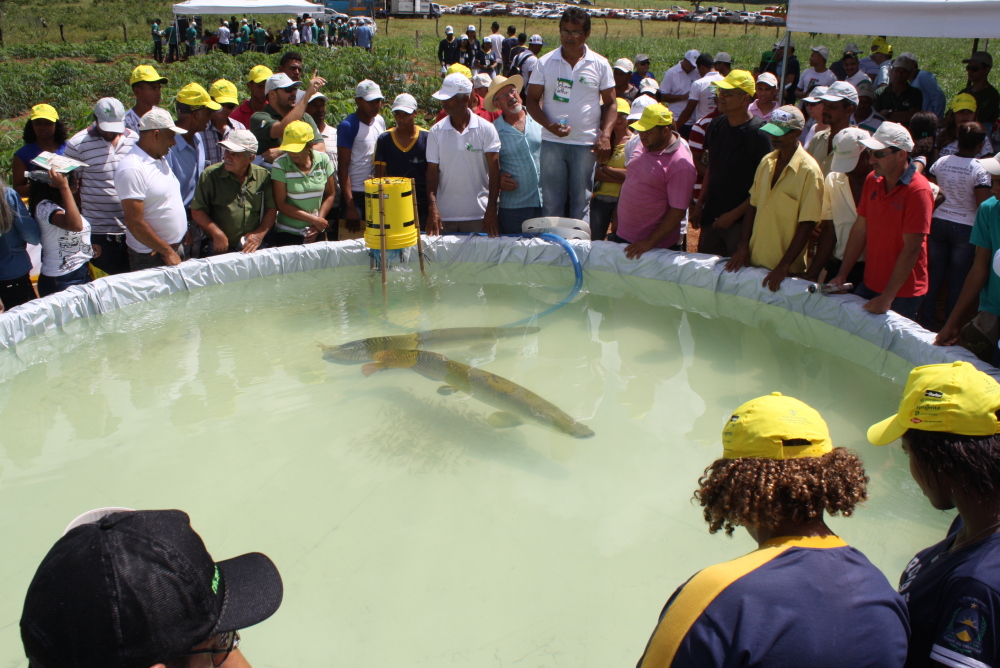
left=870, top=361, right=1000, bottom=668
left=638, top=392, right=909, bottom=668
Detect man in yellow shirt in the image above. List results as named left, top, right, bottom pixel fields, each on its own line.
left=726, top=104, right=824, bottom=291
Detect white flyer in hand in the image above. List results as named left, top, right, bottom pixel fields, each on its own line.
left=31, top=152, right=88, bottom=173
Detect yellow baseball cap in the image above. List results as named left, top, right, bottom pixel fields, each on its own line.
left=176, top=83, right=222, bottom=110
left=446, top=63, right=473, bottom=79
left=874, top=43, right=893, bottom=56
left=247, top=65, right=274, bottom=84
left=209, top=79, right=239, bottom=105
left=30, top=104, right=59, bottom=122
left=868, top=361, right=1000, bottom=446
left=130, top=64, right=168, bottom=86
left=629, top=103, right=673, bottom=132
left=715, top=69, right=756, bottom=96
left=722, top=393, right=833, bottom=460
left=951, top=92, right=978, bottom=113
left=278, top=120, right=315, bottom=152
left=615, top=97, right=630, bottom=115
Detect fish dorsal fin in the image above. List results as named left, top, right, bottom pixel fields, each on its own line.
left=487, top=412, right=524, bottom=429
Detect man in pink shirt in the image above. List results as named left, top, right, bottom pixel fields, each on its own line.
left=610, top=103, right=697, bottom=258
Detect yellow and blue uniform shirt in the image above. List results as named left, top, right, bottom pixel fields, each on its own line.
left=637, top=535, right=909, bottom=668
left=900, top=517, right=1000, bottom=668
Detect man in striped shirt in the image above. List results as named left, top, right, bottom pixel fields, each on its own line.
left=199, top=79, right=247, bottom=168
left=63, top=97, right=138, bottom=275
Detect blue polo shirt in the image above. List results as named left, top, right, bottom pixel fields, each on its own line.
left=970, top=197, right=1000, bottom=317
left=493, top=114, right=542, bottom=209
left=637, top=535, right=909, bottom=668
left=899, top=518, right=1000, bottom=668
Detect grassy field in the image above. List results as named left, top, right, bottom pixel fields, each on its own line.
left=0, top=0, right=988, bottom=179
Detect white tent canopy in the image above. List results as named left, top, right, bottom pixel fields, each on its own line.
left=787, top=0, right=1000, bottom=38
left=172, top=0, right=325, bottom=15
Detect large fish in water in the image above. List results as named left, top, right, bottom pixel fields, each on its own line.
left=361, top=349, right=595, bottom=439
left=321, top=326, right=540, bottom=364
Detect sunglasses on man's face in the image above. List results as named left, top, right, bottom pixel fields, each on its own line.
left=868, top=147, right=899, bottom=159
left=184, top=631, right=240, bottom=667
left=637, top=60, right=650, bottom=66
left=968, top=65, right=983, bottom=73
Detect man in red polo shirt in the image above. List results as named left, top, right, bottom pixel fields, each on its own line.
left=830, top=122, right=933, bottom=321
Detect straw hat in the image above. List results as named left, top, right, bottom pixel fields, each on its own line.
left=484, top=75, right=523, bottom=112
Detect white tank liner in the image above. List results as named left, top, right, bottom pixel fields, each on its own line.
left=0, top=236, right=993, bottom=382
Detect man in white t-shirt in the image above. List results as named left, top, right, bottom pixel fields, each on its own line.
left=486, top=22, right=504, bottom=58
left=797, top=46, right=837, bottom=100
left=513, top=34, right=544, bottom=91
left=839, top=49, right=870, bottom=88
left=525, top=7, right=615, bottom=223
left=427, top=74, right=501, bottom=236
left=217, top=19, right=231, bottom=54
left=337, top=79, right=386, bottom=234
left=659, top=49, right=700, bottom=124
left=674, top=53, right=718, bottom=130
left=114, top=108, right=189, bottom=270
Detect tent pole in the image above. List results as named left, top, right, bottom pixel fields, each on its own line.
left=777, top=30, right=791, bottom=106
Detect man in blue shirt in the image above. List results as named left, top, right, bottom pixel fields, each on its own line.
left=896, top=52, right=946, bottom=118
left=485, top=75, right=542, bottom=234
left=935, top=157, right=1000, bottom=363
left=355, top=20, right=373, bottom=52
left=637, top=392, right=909, bottom=668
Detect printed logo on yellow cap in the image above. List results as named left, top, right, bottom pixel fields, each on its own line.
left=867, top=361, right=1000, bottom=446
left=176, top=83, right=222, bottom=111
left=722, top=392, right=833, bottom=460
left=30, top=104, right=59, bottom=123
left=278, top=120, right=316, bottom=153
left=130, top=65, right=168, bottom=86
left=247, top=65, right=274, bottom=84
left=951, top=92, right=978, bottom=114
left=209, top=79, right=239, bottom=106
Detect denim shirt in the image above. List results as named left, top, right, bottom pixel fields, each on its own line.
left=0, top=188, right=41, bottom=280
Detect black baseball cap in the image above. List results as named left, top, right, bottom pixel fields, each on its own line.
left=21, top=509, right=283, bottom=668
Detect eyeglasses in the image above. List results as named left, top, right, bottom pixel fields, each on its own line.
left=967, top=65, right=983, bottom=72
left=559, top=28, right=586, bottom=37
left=868, top=147, right=899, bottom=159
left=716, top=88, right=745, bottom=99
left=495, top=87, right=520, bottom=100
left=184, top=631, right=240, bottom=667
left=636, top=60, right=650, bottom=66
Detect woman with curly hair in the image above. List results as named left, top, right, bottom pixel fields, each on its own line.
left=637, top=392, right=908, bottom=668
left=869, top=361, right=1000, bottom=668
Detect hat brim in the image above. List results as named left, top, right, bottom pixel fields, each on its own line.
left=217, top=140, right=254, bottom=153
left=134, top=77, right=169, bottom=86
left=431, top=90, right=458, bottom=100
left=979, top=157, right=1000, bottom=176
left=392, top=104, right=417, bottom=113
left=277, top=140, right=308, bottom=152
left=613, top=66, right=632, bottom=73
left=859, top=136, right=887, bottom=150
left=358, top=93, right=384, bottom=102
left=30, top=114, right=59, bottom=123
left=761, top=123, right=793, bottom=136
left=830, top=152, right=862, bottom=173
left=168, top=125, right=189, bottom=135
left=213, top=552, right=283, bottom=634
left=97, top=120, right=126, bottom=133
left=952, top=104, right=978, bottom=113
left=213, top=96, right=239, bottom=106
left=630, top=120, right=667, bottom=132
left=867, top=413, right=908, bottom=446
left=484, top=76, right=523, bottom=112
left=249, top=76, right=271, bottom=84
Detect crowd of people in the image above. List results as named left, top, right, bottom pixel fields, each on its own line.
left=14, top=359, right=1000, bottom=668
left=6, top=9, right=1000, bottom=667
left=150, top=13, right=376, bottom=62
left=4, top=11, right=1000, bottom=358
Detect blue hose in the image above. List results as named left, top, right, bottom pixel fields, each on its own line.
left=501, top=232, right=584, bottom=327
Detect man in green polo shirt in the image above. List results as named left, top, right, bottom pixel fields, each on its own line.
left=250, top=72, right=326, bottom=166
left=191, top=129, right=277, bottom=254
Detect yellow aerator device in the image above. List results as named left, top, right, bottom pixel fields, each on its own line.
left=364, top=177, right=419, bottom=251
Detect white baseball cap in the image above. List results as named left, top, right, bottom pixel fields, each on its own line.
left=137, top=107, right=187, bottom=134
left=445, top=25, right=454, bottom=34
left=432, top=73, right=473, bottom=100
left=811, top=45, right=831, bottom=61
left=391, top=93, right=418, bottom=113
left=467, top=24, right=475, bottom=31
left=529, top=34, right=544, bottom=45
left=638, top=78, right=659, bottom=94
left=355, top=79, right=384, bottom=101
left=802, top=85, right=829, bottom=103
left=627, top=95, right=657, bottom=121
left=613, top=57, right=633, bottom=73
left=264, top=73, right=301, bottom=95
left=308, top=92, right=328, bottom=103
left=473, top=73, right=492, bottom=89
left=830, top=127, right=870, bottom=173
left=93, top=97, right=126, bottom=133
left=756, top=72, right=778, bottom=88
left=714, top=52, right=732, bottom=64
left=684, top=49, right=700, bottom=66
left=860, top=122, right=915, bottom=152
left=820, top=80, right=859, bottom=106
left=218, top=128, right=258, bottom=154
left=979, top=155, right=1000, bottom=176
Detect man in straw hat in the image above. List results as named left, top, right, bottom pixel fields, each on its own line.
left=484, top=74, right=543, bottom=234
left=636, top=392, right=908, bottom=667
